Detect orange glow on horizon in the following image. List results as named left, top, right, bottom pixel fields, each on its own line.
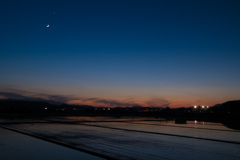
left=67, top=98, right=218, bottom=108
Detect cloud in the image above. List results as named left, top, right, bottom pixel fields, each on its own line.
left=94, top=99, right=138, bottom=107
left=0, top=91, right=73, bottom=104
left=145, top=97, right=171, bottom=108
left=81, top=98, right=99, bottom=102
left=0, top=92, right=32, bottom=100
left=70, top=96, right=170, bottom=107
left=71, top=97, right=138, bottom=107
left=0, top=90, right=170, bottom=107
left=36, top=94, right=74, bottom=103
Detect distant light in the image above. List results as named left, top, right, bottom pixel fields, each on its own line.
left=194, top=120, right=197, bottom=124
left=202, top=106, right=205, bottom=109
left=46, top=24, right=50, bottom=28
left=45, top=107, right=47, bottom=110
left=108, top=108, right=110, bottom=110
left=206, top=106, right=209, bottom=108
left=194, top=106, right=197, bottom=109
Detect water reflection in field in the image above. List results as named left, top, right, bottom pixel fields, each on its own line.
left=1, top=116, right=240, bottom=160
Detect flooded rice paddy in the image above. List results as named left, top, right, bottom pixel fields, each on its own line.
left=1, top=116, right=240, bottom=160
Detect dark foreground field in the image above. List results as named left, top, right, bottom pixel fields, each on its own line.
left=1, top=116, right=240, bottom=160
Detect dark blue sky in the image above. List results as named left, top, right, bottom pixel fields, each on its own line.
left=0, top=0, right=240, bottom=107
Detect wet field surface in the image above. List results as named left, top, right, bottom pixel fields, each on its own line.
left=0, top=127, right=103, bottom=160
left=1, top=116, right=240, bottom=160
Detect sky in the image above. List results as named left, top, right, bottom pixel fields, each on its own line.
left=0, top=0, right=240, bottom=108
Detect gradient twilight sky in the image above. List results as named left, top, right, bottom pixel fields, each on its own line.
left=0, top=0, right=240, bottom=107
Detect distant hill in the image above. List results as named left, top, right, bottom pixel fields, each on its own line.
left=208, top=100, right=240, bottom=121
left=0, top=99, right=94, bottom=114
left=211, top=100, right=240, bottom=113
left=0, top=98, right=61, bottom=105
left=0, top=99, right=239, bottom=118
